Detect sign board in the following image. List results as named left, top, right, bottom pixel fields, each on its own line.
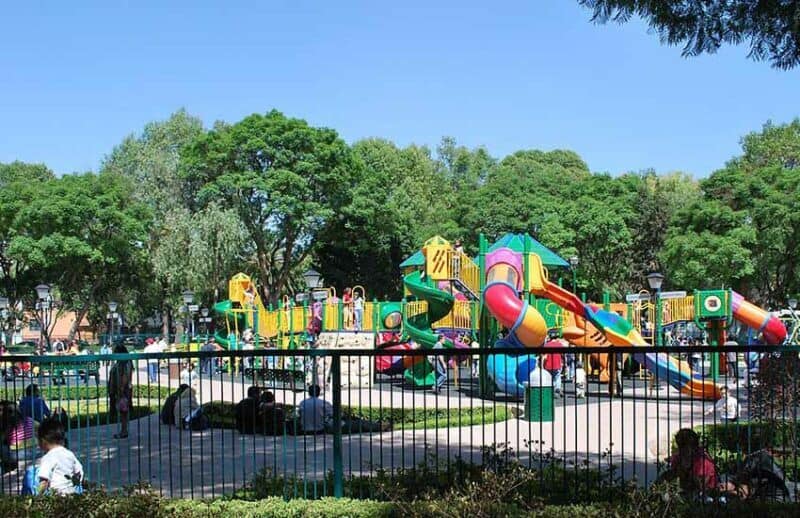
left=659, top=291, right=687, bottom=300
left=625, top=293, right=651, bottom=302
left=188, top=304, right=199, bottom=312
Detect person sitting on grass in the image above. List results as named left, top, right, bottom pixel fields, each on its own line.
left=35, top=417, right=83, bottom=495
left=160, top=384, right=189, bottom=426
left=173, top=385, right=200, bottom=430
left=662, top=428, right=718, bottom=496
left=235, top=386, right=262, bottom=434
left=298, top=385, right=332, bottom=434
left=19, top=384, right=50, bottom=422
left=258, top=390, right=287, bottom=435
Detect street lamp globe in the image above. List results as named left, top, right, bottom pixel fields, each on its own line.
left=200, top=307, right=209, bottom=317
left=108, top=301, right=118, bottom=313
left=0, top=296, right=8, bottom=310
left=646, top=273, right=665, bottom=291
left=182, top=290, right=195, bottom=305
left=35, top=284, right=51, bottom=301
left=303, top=269, right=322, bottom=290
left=789, top=298, right=798, bottom=310
left=569, top=256, right=579, bottom=268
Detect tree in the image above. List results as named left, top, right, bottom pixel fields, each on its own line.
left=9, top=172, right=151, bottom=342
left=150, top=204, right=248, bottom=311
left=663, top=120, right=800, bottom=306
left=580, top=1, right=800, bottom=69
left=315, top=139, right=416, bottom=297
left=103, top=109, right=207, bottom=337
left=181, top=110, right=358, bottom=306
left=0, top=162, right=55, bottom=344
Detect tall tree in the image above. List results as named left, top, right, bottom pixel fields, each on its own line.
left=181, top=110, right=358, bottom=305
left=103, top=109, right=207, bottom=337
left=0, top=162, right=56, bottom=343
left=662, top=120, right=800, bottom=306
left=9, top=172, right=151, bottom=342
left=580, top=1, right=800, bottom=69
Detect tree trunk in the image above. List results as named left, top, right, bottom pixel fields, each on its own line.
left=162, top=304, right=171, bottom=343
left=67, top=306, right=88, bottom=342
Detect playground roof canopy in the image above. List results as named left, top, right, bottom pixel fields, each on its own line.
left=488, top=233, right=569, bottom=268
left=399, top=250, right=425, bottom=268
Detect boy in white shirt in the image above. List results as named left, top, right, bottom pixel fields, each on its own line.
left=705, top=386, right=739, bottom=422
left=37, top=418, right=83, bottom=495
left=574, top=361, right=587, bottom=399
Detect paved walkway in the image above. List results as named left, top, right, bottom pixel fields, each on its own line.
left=1, top=363, right=721, bottom=497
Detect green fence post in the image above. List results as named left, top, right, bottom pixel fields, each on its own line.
left=373, top=298, right=379, bottom=333
left=331, top=353, right=343, bottom=497
left=478, top=233, right=489, bottom=398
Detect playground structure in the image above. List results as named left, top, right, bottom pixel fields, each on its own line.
left=214, top=233, right=788, bottom=400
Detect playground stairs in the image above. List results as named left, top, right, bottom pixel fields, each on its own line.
left=314, top=332, right=374, bottom=388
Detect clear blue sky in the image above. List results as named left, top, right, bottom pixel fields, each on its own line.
left=2, top=1, right=799, bottom=177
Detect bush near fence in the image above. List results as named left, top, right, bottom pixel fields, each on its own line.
left=696, top=422, right=799, bottom=481
left=0, top=385, right=173, bottom=402
left=202, top=402, right=512, bottom=431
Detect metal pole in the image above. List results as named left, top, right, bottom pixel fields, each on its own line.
left=655, top=287, right=662, bottom=347
left=330, top=354, right=343, bottom=497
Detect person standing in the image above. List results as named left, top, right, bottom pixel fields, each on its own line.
left=342, top=288, right=353, bottom=329
left=452, top=239, right=464, bottom=279
left=542, top=337, right=565, bottom=397
left=431, top=334, right=448, bottom=394
left=724, top=341, right=739, bottom=379
left=142, top=338, right=164, bottom=383
left=353, top=293, right=364, bottom=331
left=108, top=344, right=133, bottom=439
left=705, top=386, right=739, bottom=423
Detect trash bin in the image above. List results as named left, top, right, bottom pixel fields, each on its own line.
left=523, top=368, right=554, bottom=422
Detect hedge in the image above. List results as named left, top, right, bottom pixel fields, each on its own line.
left=1, top=495, right=798, bottom=518
left=0, top=384, right=174, bottom=402
left=202, top=401, right=512, bottom=431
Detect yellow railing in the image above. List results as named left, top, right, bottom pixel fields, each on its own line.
left=662, top=296, right=695, bottom=326
left=450, top=250, right=480, bottom=296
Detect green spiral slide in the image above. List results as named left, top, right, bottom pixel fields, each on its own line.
left=401, top=270, right=455, bottom=386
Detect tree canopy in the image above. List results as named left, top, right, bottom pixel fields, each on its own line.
left=2, top=111, right=798, bottom=336
left=580, top=1, right=800, bottom=69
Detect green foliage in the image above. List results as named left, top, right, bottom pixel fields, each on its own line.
left=580, top=1, right=800, bottom=70
left=0, top=384, right=173, bottom=402
left=201, top=401, right=512, bottom=431
left=662, top=120, right=800, bottom=305
left=181, top=110, right=358, bottom=305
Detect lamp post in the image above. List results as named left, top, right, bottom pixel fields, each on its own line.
left=569, top=256, right=579, bottom=293
left=107, top=300, right=118, bottom=347
left=182, top=290, right=194, bottom=344
left=646, top=273, right=664, bottom=347
left=35, top=284, right=52, bottom=350
left=303, top=269, right=322, bottom=291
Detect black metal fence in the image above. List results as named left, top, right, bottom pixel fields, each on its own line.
left=0, top=345, right=797, bottom=502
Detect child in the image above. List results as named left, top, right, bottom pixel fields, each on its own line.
left=36, top=417, right=83, bottom=495
left=575, top=361, right=587, bottom=399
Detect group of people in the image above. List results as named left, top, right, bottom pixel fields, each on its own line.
left=1, top=385, right=83, bottom=496
left=341, top=288, right=364, bottom=331
left=234, top=384, right=333, bottom=435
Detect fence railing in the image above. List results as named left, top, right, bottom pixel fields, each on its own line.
left=0, top=345, right=797, bottom=502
